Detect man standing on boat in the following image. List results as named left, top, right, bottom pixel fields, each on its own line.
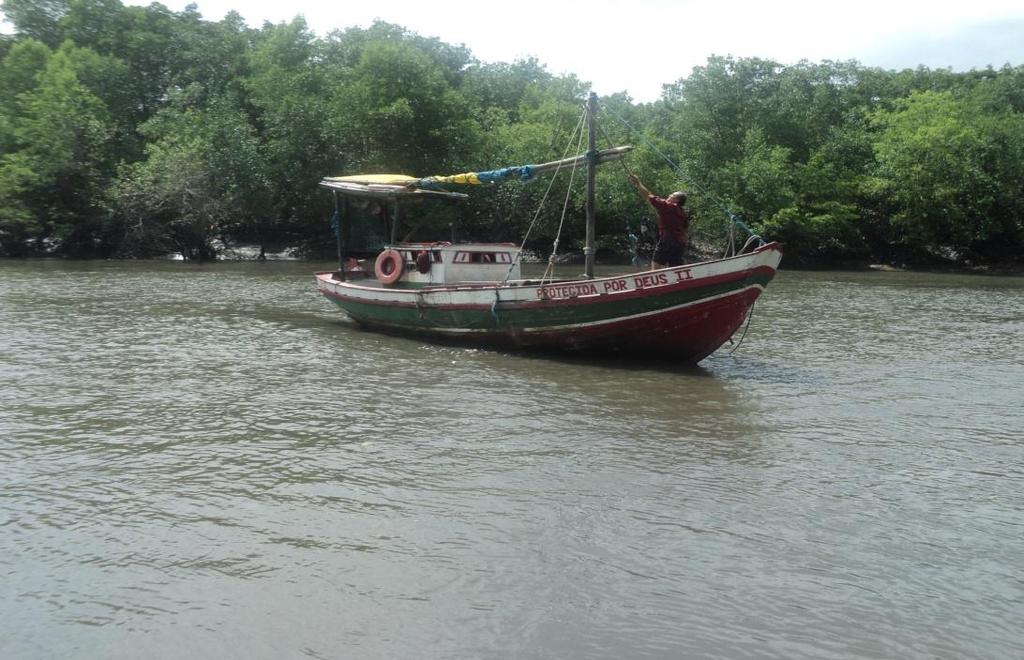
left=628, top=173, right=689, bottom=269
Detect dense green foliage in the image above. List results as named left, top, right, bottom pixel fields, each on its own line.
left=2, top=1, right=1022, bottom=266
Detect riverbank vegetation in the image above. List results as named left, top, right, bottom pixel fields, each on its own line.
left=2, top=1, right=1022, bottom=268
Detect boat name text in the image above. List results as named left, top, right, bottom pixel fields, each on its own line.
left=536, top=269, right=692, bottom=299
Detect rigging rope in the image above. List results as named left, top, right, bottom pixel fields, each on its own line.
left=501, top=110, right=588, bottom=284
left=728, top=299, right=757, bottom=355
left=598, top=100, right=765, bottom=254
left=541, top=108, right=588, bottom=284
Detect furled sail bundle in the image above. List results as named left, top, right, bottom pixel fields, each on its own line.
left=418, top=165, right=536, bottom=187
left=415, top=146, right=633, bottom=188
left=319, top=147, right=633, bottom=197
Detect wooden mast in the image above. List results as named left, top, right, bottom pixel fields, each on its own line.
left=584, top=92, right=597, bottom=279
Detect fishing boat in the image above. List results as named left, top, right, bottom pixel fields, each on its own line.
left=315, top=94, right=782, bottom=363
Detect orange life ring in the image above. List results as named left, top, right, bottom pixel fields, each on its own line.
left=374, top=249, right=404, bottom=284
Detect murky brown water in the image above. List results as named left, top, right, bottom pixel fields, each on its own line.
left=2, top=259, right=1022, bottom=659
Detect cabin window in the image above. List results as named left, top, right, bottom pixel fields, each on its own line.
left=453, top=251, right=510, bottom=264
left=401, top=250, right=443, bottom=263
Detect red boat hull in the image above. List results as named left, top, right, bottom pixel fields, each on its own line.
left=317, top=243, right=782, bottom=364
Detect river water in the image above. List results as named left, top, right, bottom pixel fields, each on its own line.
left=1, top=259, right=1022, bottom=659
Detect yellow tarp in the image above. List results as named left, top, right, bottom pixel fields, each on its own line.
left=324, top=174, right=417, bottom=185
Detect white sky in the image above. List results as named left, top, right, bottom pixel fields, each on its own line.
left=10, top=0, right=1024, bottom=101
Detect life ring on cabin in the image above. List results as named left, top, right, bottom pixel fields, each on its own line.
left=375, top=249, right=404, bottom=284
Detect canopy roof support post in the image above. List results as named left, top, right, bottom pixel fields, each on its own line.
left=333, top=191, right=345, bottom=278
left=584, top=92, right=597, bottom=279
left=391, top=201, right=400, bottom=245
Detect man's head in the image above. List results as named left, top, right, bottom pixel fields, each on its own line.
left=668, top=191, right=688, bottom=205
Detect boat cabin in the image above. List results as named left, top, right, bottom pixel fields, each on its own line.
left=320, top=174, right=522, bottom=287
left=350, top=242, right=522, bottom=287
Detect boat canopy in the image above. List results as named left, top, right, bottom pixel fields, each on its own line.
left=328, top=174, right=419, bottom=186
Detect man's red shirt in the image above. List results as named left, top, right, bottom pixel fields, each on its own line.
left=647, top=195, right=689, bottom=246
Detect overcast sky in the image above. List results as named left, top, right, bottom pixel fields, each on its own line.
left=8, top=0, right=1024, bottom=102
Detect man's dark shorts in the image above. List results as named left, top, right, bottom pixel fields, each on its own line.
left=653, top=237, right=685, bottom=266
